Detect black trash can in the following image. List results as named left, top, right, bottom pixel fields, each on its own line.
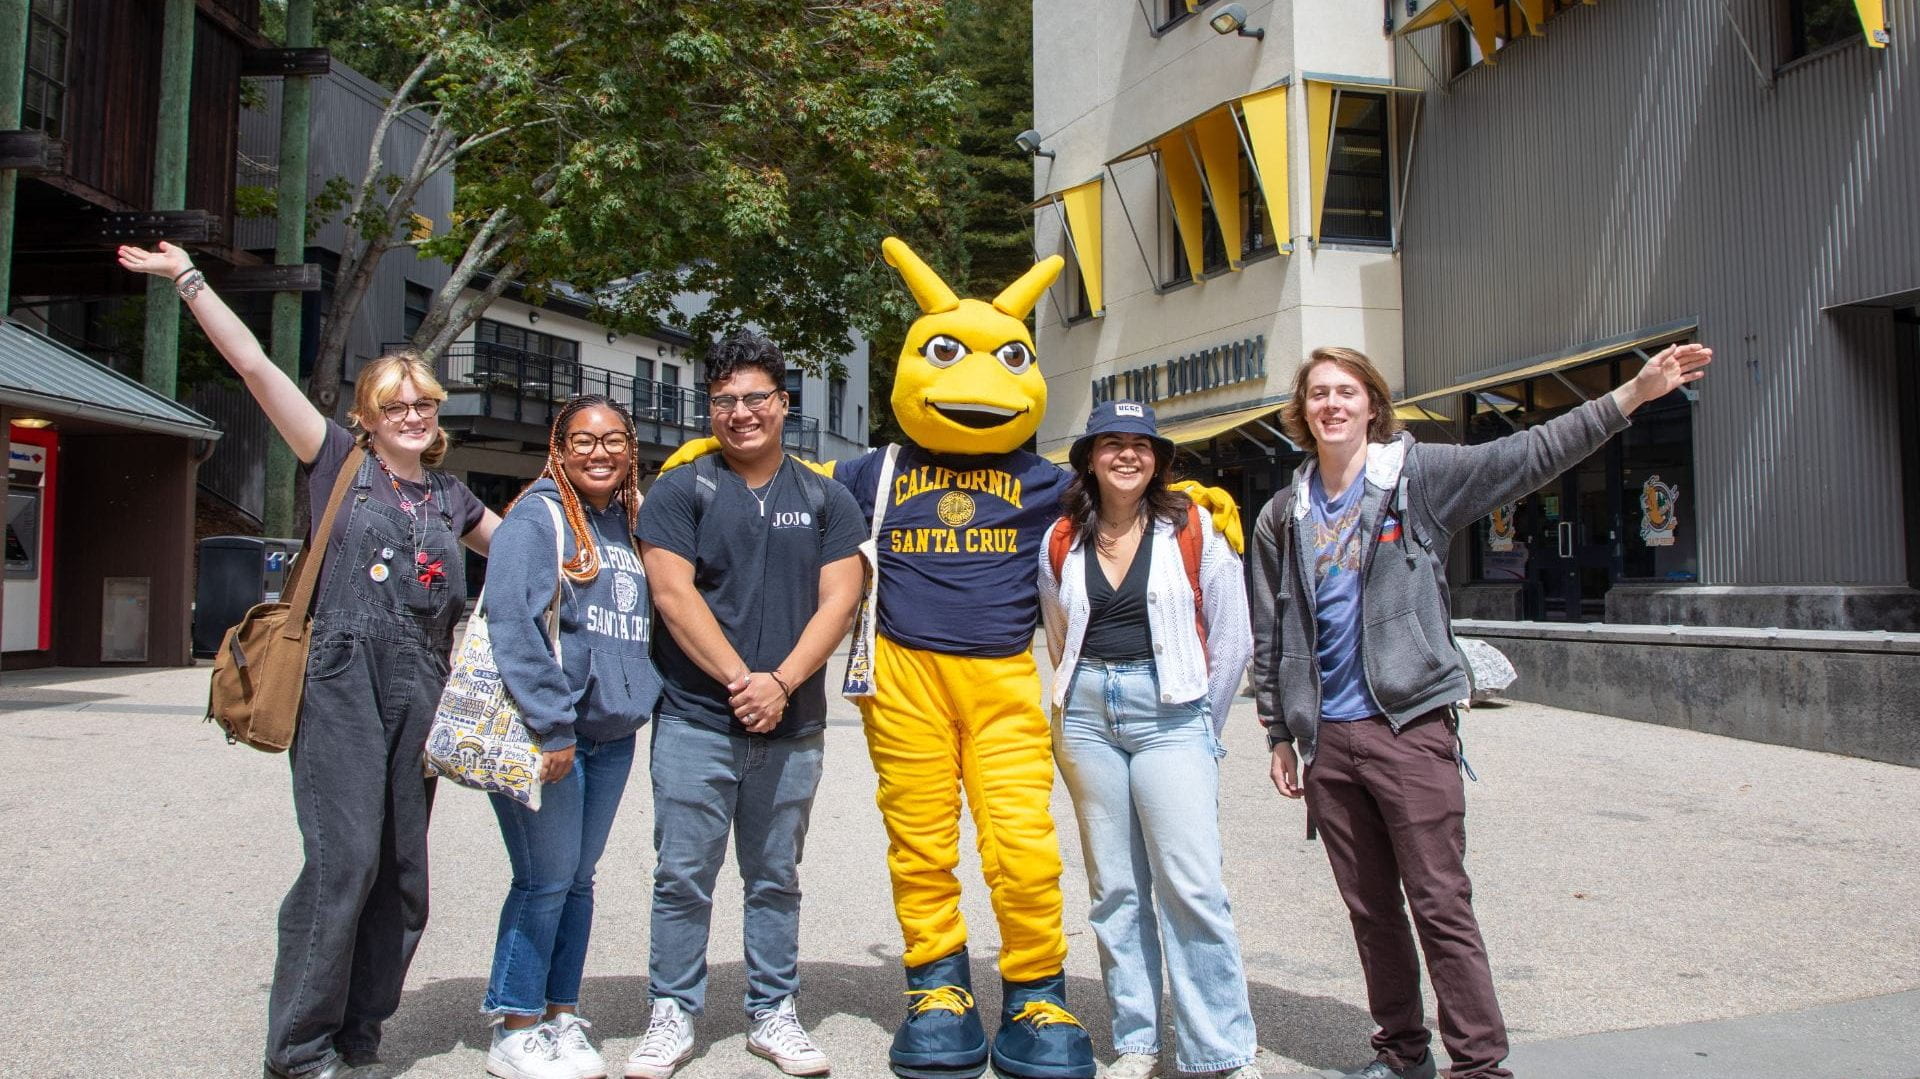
left=193, top=535, right=304, bottom=658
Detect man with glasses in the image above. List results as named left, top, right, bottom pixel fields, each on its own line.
left=631, top=331, right=867, bottom=1079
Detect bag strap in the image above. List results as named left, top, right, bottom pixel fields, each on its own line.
left=1046, top=517, right=1074, bottom=585
left=542, top=496, right=567, bottom=664
left=692, top=453, right=719, bottom=527
left=1179, top=503, right=1208, bottom=651
left=279, top=446, right=365, bottom=640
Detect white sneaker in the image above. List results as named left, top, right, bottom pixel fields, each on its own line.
left=488, top=1021, right=574, bottom=1079
left=1102, top=1053, right=1159, bottom=1079
left=746, top=997, right=830, bottom=1076
left=550, top=1013, right=610, bottom=1079
left=625, top=998, right=696, bottom=1079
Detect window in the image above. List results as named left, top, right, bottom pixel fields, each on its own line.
left=659, top=363, right=681, bottom=424
left=23, top=0, right=69, bottom=137
left=402, top=283, right=431, bottom=340
left=1239, top=152, right=1278, bottom=259
left=1157, top=0, right=1193, bottom=30
left=1783, top=0, right=1859, bottom=61
left=475, top=318, right=580, bottom=363
left=829, top=377, right=846, bottom=434
left=636, top=358, right=654, bottom=384
left=1321, top=92, right=1393, bottom=245
left=785, top=370, right=804, bottom=416
left=1160, top=137, right=1269, bottom=286
left=857, top=405, right=866, bottom=440
left=1062, top=252, right=1094, bottom=322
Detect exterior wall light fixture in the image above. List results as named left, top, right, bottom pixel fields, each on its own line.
left=1210, top=4, right=1264, bottom=38
left=527, top=309, right=541, bottom=324
left=606, top=331, right=619, bottom=345
left=1014, top=129, right=1056, bottom=159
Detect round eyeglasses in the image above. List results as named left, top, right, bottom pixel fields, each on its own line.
left=708, top=390, right=781, bottom=415
left=566, top=432, right=632, bottom=456
left=379, top=398, right=441, bottom=422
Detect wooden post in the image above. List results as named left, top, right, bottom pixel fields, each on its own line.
left=142, top=0, right=195, bottom=397
left=0, top=0, right=30, bottom=314
left=264, top=0, right=314, bottom=537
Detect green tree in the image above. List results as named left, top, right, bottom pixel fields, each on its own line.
left=300, top=0, right=968, bottom=419
left=866, top=0, right=1035, bottom=446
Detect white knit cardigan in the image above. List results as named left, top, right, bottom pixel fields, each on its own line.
left=1038, top=507, right=1253, bottom=735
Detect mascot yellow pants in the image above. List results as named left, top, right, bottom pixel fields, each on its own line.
left=858, top=634, right=1066, bottom=983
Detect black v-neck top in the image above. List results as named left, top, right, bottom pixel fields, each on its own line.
left=1081, top=537, right=1154, bottom=661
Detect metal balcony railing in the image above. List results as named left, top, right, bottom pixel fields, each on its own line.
left=389, top=341, right=821, bottom=457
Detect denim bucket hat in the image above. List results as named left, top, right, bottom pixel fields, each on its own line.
left=1068, top=400, right=1176, bottom=473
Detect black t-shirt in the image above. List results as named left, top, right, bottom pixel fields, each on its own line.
left=303, top=421, right=486, bottom=595
left=637, top=456, right=865, bottom=739
left=1081, top=538, right=1154, bottom=661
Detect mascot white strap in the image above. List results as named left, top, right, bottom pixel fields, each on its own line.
left=841, top=443, right=900, bottom=699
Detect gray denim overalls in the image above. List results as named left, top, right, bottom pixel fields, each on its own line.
left=265, top=451, right=467, bottom=1075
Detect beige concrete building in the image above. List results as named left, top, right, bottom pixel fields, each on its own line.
left=1031, top=0, right=1411, bottom=513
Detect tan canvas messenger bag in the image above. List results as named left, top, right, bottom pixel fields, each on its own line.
left=206, top=447, right=364, bottom=751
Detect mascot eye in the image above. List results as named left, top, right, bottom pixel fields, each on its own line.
left=994, top=341, right=1034, bottom=374
left=921, top=335, right=966, bottom=367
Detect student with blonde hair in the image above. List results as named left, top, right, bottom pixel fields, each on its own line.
left=119, top=241, right=501, bottom=1079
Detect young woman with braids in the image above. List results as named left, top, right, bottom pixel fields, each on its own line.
left=480, top=393, right=663, bottom=1079
left=117, top=241, right=501, bottom=1079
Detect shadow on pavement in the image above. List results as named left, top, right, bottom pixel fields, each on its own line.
left=382, top=956, right=1374, bottom=1076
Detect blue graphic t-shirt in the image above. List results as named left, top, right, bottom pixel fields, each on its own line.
left=837, top=445, right=1071, bottom=658
left=1310, top=469, right=1379, bottom=722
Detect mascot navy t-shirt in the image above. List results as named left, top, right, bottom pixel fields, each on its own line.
left=839, top=444, right=1069, bottom=659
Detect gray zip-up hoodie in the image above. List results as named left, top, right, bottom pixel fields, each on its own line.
left=1249, top=394, right=1629, bottom=762
left=487, top=478, right=662, bottom=751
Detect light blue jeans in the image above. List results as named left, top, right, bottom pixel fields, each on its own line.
left=648, top=716, right=825, bottom=1017
left=484, top=733, right=638, bottom=1016
left=1055, top=659, right=1257, bottom=1072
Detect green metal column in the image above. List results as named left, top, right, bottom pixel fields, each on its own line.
left=263, top=0, right=313, bottom=537
left=142, top=0, right=195, bottom=397
left=0, top=0, right=30, bottom=314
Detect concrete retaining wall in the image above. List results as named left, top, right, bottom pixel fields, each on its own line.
left=1456, top=620, right=1920, bottom=768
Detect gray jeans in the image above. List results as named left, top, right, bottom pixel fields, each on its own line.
left=648, top=716, right=824, bottom=1017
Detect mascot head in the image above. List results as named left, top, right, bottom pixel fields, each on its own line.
left=883, top=237, right=1063, bottom=456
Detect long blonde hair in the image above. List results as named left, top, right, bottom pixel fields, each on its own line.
left=348, top=352, right=452, bottom=468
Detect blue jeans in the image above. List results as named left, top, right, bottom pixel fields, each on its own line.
left=649, top=716, right=825, bottom=1017
left=1054, top=659, right=1257, bottom=1072
left=484, top=733, right=638, bottom=1016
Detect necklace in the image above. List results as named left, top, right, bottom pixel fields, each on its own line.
left=374, top=453, right=444, bottom=581
left=375, top=453, right=434, bottom=515
left=746, top=469, right=780, bottom=517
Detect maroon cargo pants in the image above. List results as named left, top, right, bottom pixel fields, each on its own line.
left=1305, top=710, right=1513, bottom=1079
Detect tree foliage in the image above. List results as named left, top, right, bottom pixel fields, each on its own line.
left=300, top=0, right=970, bottom=417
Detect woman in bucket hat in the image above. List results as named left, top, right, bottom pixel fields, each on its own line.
left=1037, top=401, right=1259, bottom=1079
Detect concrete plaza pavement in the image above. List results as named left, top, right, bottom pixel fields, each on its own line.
left=2, top=649, right=1917, bottom=1079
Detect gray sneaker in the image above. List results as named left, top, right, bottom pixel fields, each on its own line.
left=1101, top=1053, right=1158, bottom=1079
left=1341, top=1052, right=1436, bottom=1079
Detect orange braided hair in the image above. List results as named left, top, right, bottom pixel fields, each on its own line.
left=506, top=395, right=642, bottom=584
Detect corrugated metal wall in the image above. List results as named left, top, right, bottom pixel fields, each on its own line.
left=1396, top=0, right=1919, bottom=587
left=235, top=63, right=454, bottom=372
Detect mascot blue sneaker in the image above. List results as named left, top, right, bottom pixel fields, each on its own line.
left=891, top=948, right=990, bottom=1079
left=990, top=972, right=1095, bottom=1079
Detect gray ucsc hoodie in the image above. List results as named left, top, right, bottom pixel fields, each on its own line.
left=486, top=478, right=661, bottom=750
left=1249, top=394, right=1630, bottom=763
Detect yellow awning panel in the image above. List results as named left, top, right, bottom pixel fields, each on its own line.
left=1396, top=0, right=1464, bottom=35
left=1857, top=0, right=1891, bottom=47
left=1305, top=80, right=1336, bottom=247
left=1193, top=108, right=1244, bottom=271
left=1395, top=403, right=1452, bottom=423
left=1059, top=180, right=1104, bottom=315
left=1465, top=0, right=1502, bottom=63
left=1043, top=442, right=1072, bottom=465
left=1238, top=85, right=1289, bottom=253
left=1159, top=402, right=1284, bottom=447
left=1396, top=320, right=1699, bottom=408
left=1158, top=134, right=1208, bottom=280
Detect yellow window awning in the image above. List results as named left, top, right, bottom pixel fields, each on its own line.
left=1158, top=132, right=1209, bottom=280
left=1857, top=0, right=1891, bottom=47
left=1394, top=0, right=1505, bottom=57
left=1396, top=319, right=1698, bottom=408
left=1397, top=0, right=1464, bottom=35
left=1304, top=75, right=1421, bottom=248
left=1033, top=179, right=1106, bottom=316
left=1158, top=401, right=1286, bottom=446
left=1238, top=85, right=1290, bottom=254
left=1394, top=403, right=1453, bottom=423
left=1192, top=109, right=1244, bottom=272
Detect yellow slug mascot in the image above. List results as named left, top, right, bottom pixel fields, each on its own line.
left=664, top=239, right=1238, bottom=1079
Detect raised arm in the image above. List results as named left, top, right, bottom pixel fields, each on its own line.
left=117, top=241, right=328, bottom=463
left=1418, top=343, right=1712, bottom=535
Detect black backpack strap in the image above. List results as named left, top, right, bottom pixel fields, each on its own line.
left=692, top=453, right=720, bottom=528
left=788, top=458, right=833, bottom=540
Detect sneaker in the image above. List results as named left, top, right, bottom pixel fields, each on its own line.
left=1102, top=1053, right=1158, bottom=1079
left=1341, top=1052, right=1436, bottom=1079
left=1214, top=1066, right=1262, bottom=1079
left=626, top=999, right=696, bottom=1079
left=747, top=997, right=831, bottom=1076
left=550, top=1013, right=610, bottom=1079
left=489, top=1021, right=574, bottom=1079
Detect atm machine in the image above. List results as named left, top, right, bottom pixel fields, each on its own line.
left=5, top=425, right=57, bottom=653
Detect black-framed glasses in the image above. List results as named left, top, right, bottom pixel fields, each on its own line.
left=379, top=398, right=441, bottom=422
left=708, top=390, right=781, bottom=415
left=566, top=432, right=632, bottom=456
